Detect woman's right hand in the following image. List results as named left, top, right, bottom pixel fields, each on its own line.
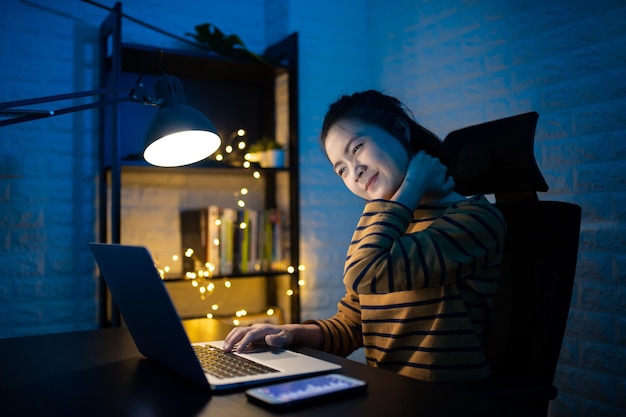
left=223, top=323, right=294, bottom=353
left=392, top=151, right=455, bottom=210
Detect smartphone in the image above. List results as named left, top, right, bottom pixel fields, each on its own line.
left=245, top=373, right=367, bottom=409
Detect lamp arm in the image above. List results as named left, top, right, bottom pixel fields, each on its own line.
left=0, top=83, right=160, bottom=128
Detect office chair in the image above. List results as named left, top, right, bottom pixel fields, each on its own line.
left=442, top=112, right=582, bottom=416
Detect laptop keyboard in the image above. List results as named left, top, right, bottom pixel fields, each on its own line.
left=192, top=345, right=280, bottom=379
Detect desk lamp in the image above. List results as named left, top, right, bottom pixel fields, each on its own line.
left=0, top=74, right=222, bottom=167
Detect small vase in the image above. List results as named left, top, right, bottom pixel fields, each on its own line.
left=260, top=149, right=285, bottom=168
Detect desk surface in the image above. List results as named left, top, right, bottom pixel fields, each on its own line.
left=0, top=325, right=535, bottom=417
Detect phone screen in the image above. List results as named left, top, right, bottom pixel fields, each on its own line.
left=246, top=373, right=367, bottom=408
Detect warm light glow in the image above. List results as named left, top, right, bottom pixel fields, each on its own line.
left=233, top=319, right=240, bottom=326
left=253, top=171, right=261, bottom=179
left=224, top=280, right=232, bottom=288
left=287, top=265, right=295, bottom=274
left=298, top=279, right=305, bottom=286
left=211, top=304, right=219, bottom=311
left=191, top=280, right=199, bottom=287
left=238, top=141, right=246, bottom=150
left=236, top=309, right=248, bottom=317
left=298, top=265, right=306, bottom=271
left=239, top=222, right=247, bottom=229
left=186, top=272, right=197, bottom=279
left=237, top=129, right=246, bottom=136
left=243, top=161, right=251, bottom=168
left=216, top=154, right=224, bottom=161
left=212, top=238, right=220, bottom=246
left=241, top=188, right=248, bottom=195
left=185, top=248, right=194, bottom=257
left=199, top=287, right=206, bottom=294
left=266, top=308, right=275, bottom=316
left=225, top=145, right=233, bottom=153
left=144, top=130, right=221, bottom=167
left=206, top=313, right=214, bottom=319
left=172, top=255, right=179, bottom=261
left=207, top=282, right=215, bottom=291
left=164, top=265, right=170, bottom=273
left=286, top=289, right=294, bottom=296
left=237, top=200, right=245, bottom=208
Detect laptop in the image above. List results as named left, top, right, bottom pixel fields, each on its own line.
left=89, top=243, right=340, bottom=391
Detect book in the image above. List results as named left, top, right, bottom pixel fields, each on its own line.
left=220, top=208, right=238, bottom=275
left=207, top=205, right=222, bottom=274
left=248, top=208, right=260, bottom=272
left=181, top=206, right=286, bottom=276
left=179, top=208, right=208, bottom=275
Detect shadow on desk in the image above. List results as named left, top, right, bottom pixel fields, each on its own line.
left=1, top=328, right=540, bottom=417
left=4, top=358, right=209, bottom=417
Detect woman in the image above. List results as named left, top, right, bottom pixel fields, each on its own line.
left=224, top=90, right=506, bottom=382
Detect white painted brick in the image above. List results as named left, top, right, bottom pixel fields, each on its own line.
left=1, top=1, right=625, bottom=415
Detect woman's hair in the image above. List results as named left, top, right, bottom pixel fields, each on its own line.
left=319, top=90, right=448, bottom=168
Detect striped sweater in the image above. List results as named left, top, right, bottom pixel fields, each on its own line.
left=310, top=194, right=506, bottom=382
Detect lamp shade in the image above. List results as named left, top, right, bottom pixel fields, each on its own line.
left=143, top=75, right=221, bottom=167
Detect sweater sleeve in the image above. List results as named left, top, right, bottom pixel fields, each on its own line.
left=305, top=289, right=364, bottom=357
left=344, top=195, right=505, bottom=294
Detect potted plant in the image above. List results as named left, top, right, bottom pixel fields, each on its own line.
left=247, top=136, right=286, bottom=168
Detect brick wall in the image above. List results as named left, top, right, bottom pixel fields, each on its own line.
left=365, top=1, right=626, bottom=416
left=0, top=0, right=269, bottom=337
left=1, top=1, right=624, bottom=416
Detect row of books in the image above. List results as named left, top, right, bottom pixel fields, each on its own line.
left=180, top=206, right=288, bottom=276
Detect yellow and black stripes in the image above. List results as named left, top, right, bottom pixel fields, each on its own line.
left=311, top=195, right=505, bottom=382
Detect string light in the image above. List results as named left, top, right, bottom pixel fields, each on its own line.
left=168, top=127, right=300, bottom=324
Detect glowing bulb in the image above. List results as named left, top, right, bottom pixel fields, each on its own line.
left=237, top=200, right=245, bottom=208
left=186, top=272, right=197, bottom=279
left=207, top=282, right=215, bottom=291
left=213, top=238, right=220, bottom=246
left=243, top=161, right=251, bottom=168
left=237, top=129, right=246, bottom=136
left=298, top=279, right=305, bottom=286
left=191, top=280, right=199, bottom=288
left=266, top=308, right=275, bottom=316
left=241, top=188, right=248, bottom=195
left=224, top=280, right=232, bottom=288
left=253, top=171, right=261, bottom=179
left=238, top=141, right=246, bottom=150
left=164, top=266, right=170, bottom=273
left=206, top=313, right=213, bottom=319
left=172, top=255, right=179, bottom=261
left=287, top=265, right=295, bottom=273
left=211, top=304, right=219, bottom=311
left=239, top=222, right=247, bottom=229
left=286, top=289, right=294, bottom=296
left=298, top=265, right=306, bottom=271
left=216, top=154, right=224, bottom=161
left=233, top=319, right=240, bottom=326
left=199, top=287, right=206, bottom=294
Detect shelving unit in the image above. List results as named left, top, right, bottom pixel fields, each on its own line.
left=97, top=3, right=299, bottom=328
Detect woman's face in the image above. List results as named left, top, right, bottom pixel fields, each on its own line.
left=324, top=118, right=410, bottom=200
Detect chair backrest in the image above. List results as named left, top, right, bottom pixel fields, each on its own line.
left=443, top=112, right=581, bottom=387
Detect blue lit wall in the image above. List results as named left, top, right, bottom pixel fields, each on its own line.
left=0, top=1, right=623, bottom=416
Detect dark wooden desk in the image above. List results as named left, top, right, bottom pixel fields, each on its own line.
left=0, top=326, right=535, bottom=417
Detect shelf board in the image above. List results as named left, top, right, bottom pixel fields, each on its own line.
left=105, top=42, right=287, bottom=85
left=162, top=270, right=291, bottom=282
